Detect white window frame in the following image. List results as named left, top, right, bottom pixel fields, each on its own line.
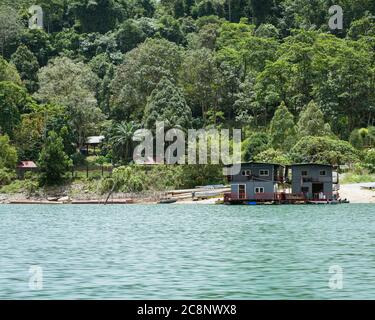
left=259, top=170, right=269, bottom=176
left=238, top=184, right=246, bottom=199
left=254, top=187, right=265, bottom=194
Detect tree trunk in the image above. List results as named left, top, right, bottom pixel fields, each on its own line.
left=105, top=182, right=117, bottom=205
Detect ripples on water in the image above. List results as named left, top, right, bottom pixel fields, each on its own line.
left=0, top=204, right=374, bottom=299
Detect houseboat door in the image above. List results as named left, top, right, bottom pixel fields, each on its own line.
left=312, top=183, right=324, bottom=198
left=238, top=185, right=246, bottom=199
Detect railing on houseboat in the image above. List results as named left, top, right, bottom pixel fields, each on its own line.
left=224, top=192, right=339, bottom=202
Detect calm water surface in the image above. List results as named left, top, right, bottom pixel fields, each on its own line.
left=0, top=204, right=374, bottom=299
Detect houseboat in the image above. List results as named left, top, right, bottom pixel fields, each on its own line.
left=224, top=162, right=287, bottom=204
left=287, top=164, right=339, bottom=203
left=224, top=162, right=341, bottom=205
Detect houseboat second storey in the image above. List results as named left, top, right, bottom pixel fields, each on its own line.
left=225, top=162, right=285, bottom=203
left=287, top=164, right=339, bottom=201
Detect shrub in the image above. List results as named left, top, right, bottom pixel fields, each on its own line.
left=254, top=148, right=291, bottom=165
left=0, top=168, right=16, bottom=186
left=290, top=136, right=359, bottom=165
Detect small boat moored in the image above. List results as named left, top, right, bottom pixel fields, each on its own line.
left=158, top=198, right=177, bottom=204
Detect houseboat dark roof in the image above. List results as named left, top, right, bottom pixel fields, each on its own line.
left=225, top=162, right=285, bottom=168
left=289, top=163, right=332, bottom=167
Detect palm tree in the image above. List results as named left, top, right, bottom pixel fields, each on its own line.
left=110, top=121, right=139, bottom=164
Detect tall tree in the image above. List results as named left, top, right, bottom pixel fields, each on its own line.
left=38, top=131, right=72, bottom=185
left=0, top=81, right=30, bottom=137
left=110, top=38, right=182, bottom=120
left=109, top=121, right=139, bottom=163
left=296, top=100, right=332, bottom=137
left=0, top=5, right=23, bottom=57
left=180, top=48, right=222, bottom=119
left=35, top=57, right=104, bottom=148
left=269, top=101, right=296, bottom=151
left=11, top=45, right=40, bottom=93
left=0, top=135, right=17, bottom=169
left=69, top=0, right=120, bottom=33
left=0, top=56, right=22, bottom=84
left=144, top=77, right=192, bottom=130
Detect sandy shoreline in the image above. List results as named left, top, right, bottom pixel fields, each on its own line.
left=1, top=183, right=374, bottom=204
left=339, top=184, right=375, bottom=204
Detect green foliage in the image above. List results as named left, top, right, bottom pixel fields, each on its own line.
left=269, top=102, right=296, bottom=151
left=35, top=56, right=104, bottom=147
left=38, top=131, right=72, bottom=185
left=14, top=112, right=44, bottom=161
left=255, top=24, right=279, bottom=39
left=348, top=15, right=375, bottom=40
left=349, top=126, right=375, bottom=149
left=109, top=121, right=139, bottom=162
left=364, top=148, right=375, bottom=173
left=100, top=163, right=223, bottom=193
left=69, top=0, right=121, bottom=33
left=254, top=148, right=291, bottom=165
left=20, top=29, right=54, bottom=66
left=0, top=57, right=22, bottom=84
left=296, top=100, right=332, bottom=137
left=0, top=167, right=16, bottom=186
left=71, top=152, right=87, bottom=166
left=290, top=136, right=360, bottom=165
left=0, top=81, right=31, bottom=137
left=242, top=132, right=269, bottom=161
left=179, top=164, right=224, bottom=188
left=340, top=172, right=375, bottom=184
left=0, top=5, right=24, bottom=57
left=115, top=19, right=146, bottom=53
left=144, top=77, right=192, bottom=129
left=0, top=135, right=18, bottom=169
left=11, top=45, right=40, bottom=92
left=0, top=179, right=24, bottom=194
left=110, top=38, right=182, bottom=120
left=180, top=48, right=221, bottom=118
left=3, top=0, right=375, bottom=191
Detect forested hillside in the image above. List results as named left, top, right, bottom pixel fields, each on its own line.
left=1, top=0, right=375, bottom=192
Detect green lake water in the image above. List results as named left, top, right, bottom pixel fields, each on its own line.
left=0, top=204, right=374, bottom=299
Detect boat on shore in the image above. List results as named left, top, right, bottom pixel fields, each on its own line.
left=158, top=198, right=177, bottom=204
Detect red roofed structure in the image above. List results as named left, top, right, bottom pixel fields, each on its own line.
left=16, top=161, right=38, bottom=179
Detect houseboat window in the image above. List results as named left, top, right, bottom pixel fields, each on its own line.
left=241, top=170, right=246, bottom=176
left=246, top=170, right=251, bottom=176
left=320, top=170, right=326, bottom=176
left=301, top=170, right=308, bottom=176
left=259, top=170, right=269, bottom=176
left=255, top=187, right=265, bottom=193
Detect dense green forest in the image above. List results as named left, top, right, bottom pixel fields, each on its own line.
left=1, top=0, right=375, bottom=193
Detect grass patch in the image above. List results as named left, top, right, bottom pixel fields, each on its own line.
left=0, top=180, right=25, bottom=194
left=341, top=172, right=375, bottom=184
